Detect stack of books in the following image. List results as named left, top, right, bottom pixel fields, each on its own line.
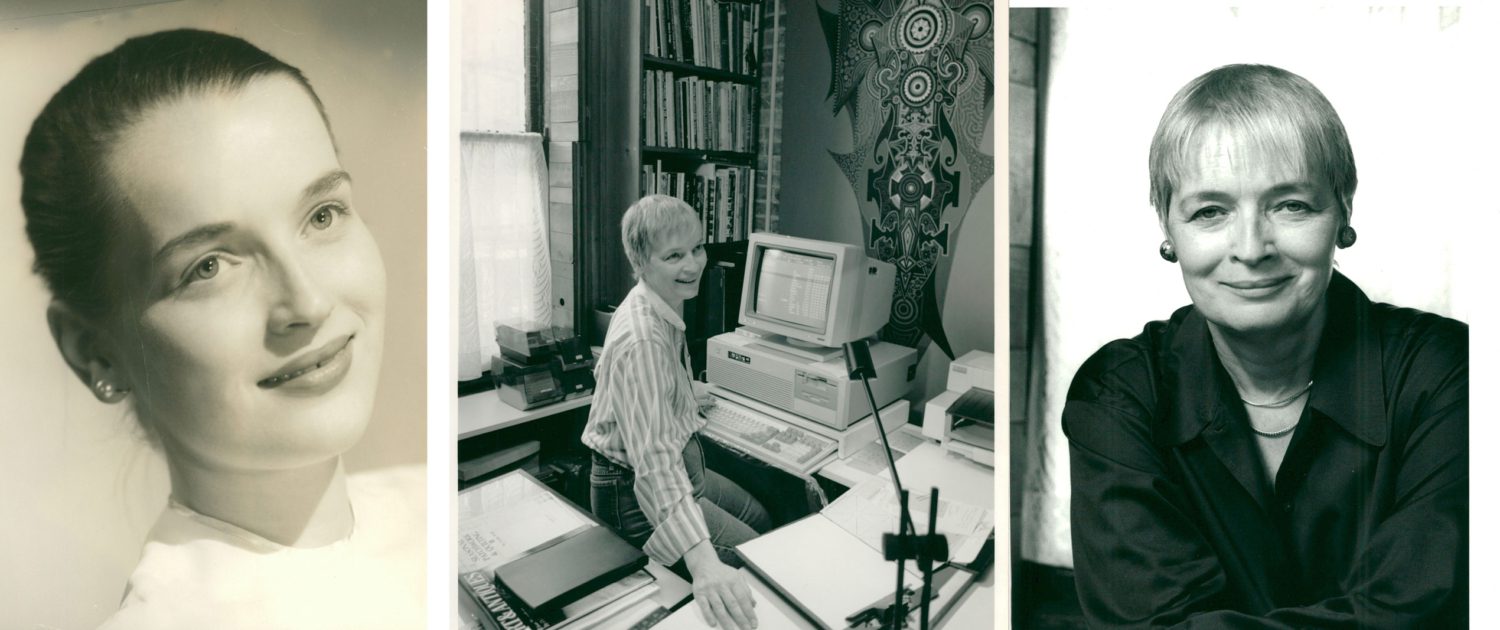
left=640, top=161, right=755, bottom=243
left=460, top=568, right=666, bottom=630
left=458, top=470, right=670, bottom=630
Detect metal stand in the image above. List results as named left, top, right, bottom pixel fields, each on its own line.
left=841, top=340, right=949, bottom=630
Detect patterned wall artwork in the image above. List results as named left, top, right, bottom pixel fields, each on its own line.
left=819, top=0, right=993, bottom=358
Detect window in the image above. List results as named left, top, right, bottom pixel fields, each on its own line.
left=457, top=0, right=550, bottom=383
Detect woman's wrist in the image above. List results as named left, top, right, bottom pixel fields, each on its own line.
left=683, top=540, right=719, bottom=574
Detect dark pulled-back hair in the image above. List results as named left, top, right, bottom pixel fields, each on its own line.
left=19, top=28, right=329, bottom=317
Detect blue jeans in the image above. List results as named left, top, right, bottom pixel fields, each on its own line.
left=590, top=433, right=772, bottom=569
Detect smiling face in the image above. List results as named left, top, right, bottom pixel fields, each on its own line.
left=99, top=76, right=386, bottom=473
left=638, top=224, right=706, bottom=309
left=1162, top=124, right=1343, bottom=337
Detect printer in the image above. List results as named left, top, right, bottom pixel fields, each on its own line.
left=922, top=350, right=995, bottom=467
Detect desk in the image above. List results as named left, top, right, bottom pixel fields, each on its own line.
left=457, top=390, right=592, bottom=440
left=721, top=441, right=995, bottom=629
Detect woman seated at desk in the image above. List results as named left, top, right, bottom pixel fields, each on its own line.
left=583, top=194, right=772, bottom=630
left=19, top=30, right=423, bottom=628
left=1064, top=64, right=1467, bottom=627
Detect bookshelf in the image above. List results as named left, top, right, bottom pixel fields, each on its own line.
left=639, top=0, right=762, bottom=247
left=575, top=0, right=766, bottom=346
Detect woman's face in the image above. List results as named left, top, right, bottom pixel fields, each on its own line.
left=99, top=76, right=386, bottom=473
left=1162, top=125, right=1342, bottom=337
left=639, top=223, right=706, bottom=307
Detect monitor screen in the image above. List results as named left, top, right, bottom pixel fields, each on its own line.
left=753, top=247, right=835, bottom=331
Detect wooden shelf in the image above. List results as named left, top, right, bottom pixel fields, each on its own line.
left=641, top=145, right=755, bottom=165
left=457, top=389, right=593, bottom=441
left=643, top=55, right=758, bottom=85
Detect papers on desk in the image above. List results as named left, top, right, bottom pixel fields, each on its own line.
left=819, top=423, right=929, bottom=487
left=821, top=474, right=995, bottom=565
left=458, top=470, right=594, bottom=573
left=733, top=441, right=995, bottom=629
left=652, top=569, right=809, bottom=630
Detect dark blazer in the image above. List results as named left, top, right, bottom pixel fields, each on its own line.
left=1063, top=272, right=1467, bottom=628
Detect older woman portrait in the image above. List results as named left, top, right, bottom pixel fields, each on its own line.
left=582, top=194, right=773, bottom=630
left=1063, top=64, right=1466, bottom=627
left=7, top=24, right=423, bottom=629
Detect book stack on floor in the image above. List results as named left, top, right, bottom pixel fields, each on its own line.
left=458, top=470, right=670, bottom=630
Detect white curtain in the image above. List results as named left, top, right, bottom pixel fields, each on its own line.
left=1022, top=6, right=1497, bottom=568
left=457, top=132, right=553, bottom=381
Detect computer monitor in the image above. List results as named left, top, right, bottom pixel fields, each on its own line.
left=738, top=233, right=894, bottom=349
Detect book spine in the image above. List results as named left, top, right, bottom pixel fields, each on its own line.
left=719, top=3, right=729, bottom=72
left=724, top=168, right=734, bottom=242
left=461, top=571, right=554, bottom=630
left=678, top=0, right=692, bottom=65
left=706, top=176, right=717, bottom=243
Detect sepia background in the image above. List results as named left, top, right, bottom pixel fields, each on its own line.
left=0, top=1, right=425, bottom=627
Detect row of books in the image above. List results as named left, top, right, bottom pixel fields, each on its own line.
left=641, top=162, right=756, bottom=244
left=644, top=69, right=757, bottom=153
left=643, top=0, right=761, bottom=75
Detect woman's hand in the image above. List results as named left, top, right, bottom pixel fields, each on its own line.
left=692, top=380, right=717, bottom=415
left=684, top=541, right=757, bottom=629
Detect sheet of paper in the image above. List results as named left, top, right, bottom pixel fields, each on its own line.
left=821, top=473, right=995, bottom=565
left=456, top=471, right=595, bottom=573
left=844, top=426, right=928, bottom=475
left=651, top=568, right=810, bottom=630
left=894, top=441, right=994, bottom=509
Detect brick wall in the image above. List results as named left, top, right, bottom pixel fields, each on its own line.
left=754, top=0, right=784, bottom=234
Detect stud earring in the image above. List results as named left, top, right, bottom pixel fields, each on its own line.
left=1159, top=240, right=1177, bottom=262
left=1336, top=225, right=1357, bottom=249
left=93, top=379, right=129, bottom=402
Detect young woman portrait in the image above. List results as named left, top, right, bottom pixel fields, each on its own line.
left=0, top=2, right=426, bottom=628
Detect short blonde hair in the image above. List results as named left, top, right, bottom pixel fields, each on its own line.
left=621, top=194, right=700, bottom=275
left=1149, top=64, right=1357, bottom=218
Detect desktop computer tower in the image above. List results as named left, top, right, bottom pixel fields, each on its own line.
left=706, top=330, right=917, bottom=431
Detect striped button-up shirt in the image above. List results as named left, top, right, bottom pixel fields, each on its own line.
left=581, top=281, right=708, bottom=565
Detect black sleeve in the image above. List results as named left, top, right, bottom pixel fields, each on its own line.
left=1064, top=341, right=1235, bottom=628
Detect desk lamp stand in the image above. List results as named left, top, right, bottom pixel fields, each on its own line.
left=842, top=340, right=948, bottom=630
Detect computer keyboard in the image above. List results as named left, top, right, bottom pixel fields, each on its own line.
left=701, top=396, right=837, bottom=475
